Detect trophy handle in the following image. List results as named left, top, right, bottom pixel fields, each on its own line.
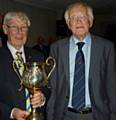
left=12, top=60, right=23, bottom=91
left=45, top=56, right=56, bottom=79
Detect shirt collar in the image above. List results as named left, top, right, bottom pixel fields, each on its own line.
left=71, top=33, right=91, bottom=45
left=7, top=41, right=24, bottom=59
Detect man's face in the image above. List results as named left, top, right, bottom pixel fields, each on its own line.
left=67, top=5, right=93, bottom=41
left=3, top=17, right=28, bottom=49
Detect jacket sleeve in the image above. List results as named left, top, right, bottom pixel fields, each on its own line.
left=106, top=43, right=116, bottom=120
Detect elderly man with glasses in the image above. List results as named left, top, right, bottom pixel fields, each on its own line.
left=46, top=2, right=116, bottom=120
left=0, top=11, right=48, bottom=120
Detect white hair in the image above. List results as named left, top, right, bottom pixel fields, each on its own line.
left=3, top=11, right=31, bottom=26
left=64, top=2, right=94, bottom=23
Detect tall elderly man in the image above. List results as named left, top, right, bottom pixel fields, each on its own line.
left=46, top=2, right=116, bottom=120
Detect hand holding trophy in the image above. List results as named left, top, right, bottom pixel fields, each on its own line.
left=13, top=56, right=56, bottom=120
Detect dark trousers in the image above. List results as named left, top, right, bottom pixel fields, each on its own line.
left=63, top=109, right=93, bottom=120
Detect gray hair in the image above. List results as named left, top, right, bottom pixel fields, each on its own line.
left=64, top=2, right=94, bottom=23
left=3, top=11, right=31, bottom=26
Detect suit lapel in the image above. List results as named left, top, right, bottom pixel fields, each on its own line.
left=89, top=35, right=101, bottom=79
left=89, top=35, right=96, bottom=81
left=24, top=47, right=33, bottom=62
left=3, top=46, right=26, bottom=109
left=62, top=38, right=70, bottom=87
left=89, top=35, right=100, bottom=103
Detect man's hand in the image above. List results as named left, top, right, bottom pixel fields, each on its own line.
left=30, top=90, right=45, bottom=108
left=12, top=108, right=30, bottom=120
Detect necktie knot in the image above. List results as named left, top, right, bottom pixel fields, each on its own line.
left=15, top=51, right=24, bottom=63
left=15, top=51, right=24, bottom=70
left=16, top=51, right=22, bottom=59
left=77, top=42, right=84, bottom=51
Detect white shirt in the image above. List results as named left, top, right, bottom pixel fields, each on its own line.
left=7, top=42, right=26, bottom=63
left=68, top=34, right=91, bottom=108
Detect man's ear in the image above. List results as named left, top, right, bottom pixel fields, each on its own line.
left=89, top=19, right=93, bottom=28
left=66, top=20, right=71, bottom=30
left=2, top=24, right=8, bottom=34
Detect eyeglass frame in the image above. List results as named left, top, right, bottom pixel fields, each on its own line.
left=6, top=24, right=29, bottom=32
left=68, top=15, right=89, bottom=22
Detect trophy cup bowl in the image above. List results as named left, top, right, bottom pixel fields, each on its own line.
left=13, top=56, right=56, bottom=120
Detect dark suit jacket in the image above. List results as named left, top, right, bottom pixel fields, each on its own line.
left=0, top=45, right=46, bottom=119
left=33, top=44, right=50, bottom=60
left=46, top=35, right=116, bottom=120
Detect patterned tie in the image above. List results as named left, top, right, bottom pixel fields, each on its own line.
left=15, top=52, right=32, bottom=112
left=15, top=52, right=24, bottom=76
left=72, top=42, right=85, bottom=111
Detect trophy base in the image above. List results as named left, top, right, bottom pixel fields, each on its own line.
left=26, top=112, right=44, bottom=120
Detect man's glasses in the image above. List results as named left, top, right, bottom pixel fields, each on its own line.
left=69, top=15, right=88, bottom=22
left=7, top=25, right=28, bottom=32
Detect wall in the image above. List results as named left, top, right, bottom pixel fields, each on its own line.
left=91, top=14, right=116, bottom=37
left=0, top=0, right=116, bottom=46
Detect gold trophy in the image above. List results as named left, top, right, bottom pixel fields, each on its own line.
left=13, top=56, right=56, bottom=120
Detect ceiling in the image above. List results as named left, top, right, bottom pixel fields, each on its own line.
left=14, top=0, right=116, bottom=14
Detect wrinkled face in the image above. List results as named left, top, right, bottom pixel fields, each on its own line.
left=67, top=5, right=93, bottom=41
left=3, top=17, right=28, bottom=49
